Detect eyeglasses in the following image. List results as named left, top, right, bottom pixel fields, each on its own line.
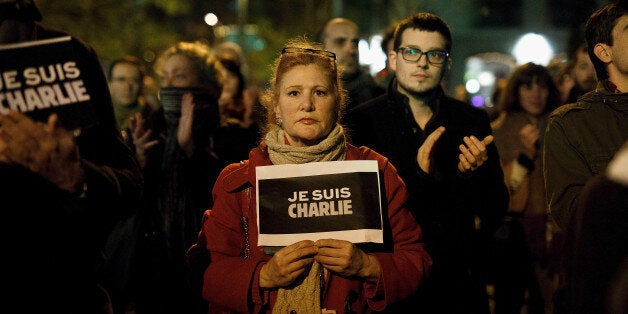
left=281, top=47, right=336, bottom=60
left=397, top=47, right=449, bottom=64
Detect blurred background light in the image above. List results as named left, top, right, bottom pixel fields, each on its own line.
left=358, top=37, right=386, bottom=76
left=204, top=13, right=218, bottom=26
left=363, top=35, right=386, bottom=76
left=512, top=33, right=554, bottom=65
left=466, top=79, right=481, bottom=94
left=471, top=95, right=485, bottom=108
left=478, top=71, right=495, bottom=86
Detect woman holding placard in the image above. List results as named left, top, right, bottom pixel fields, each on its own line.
left=187, top=37, right=432, bottom=314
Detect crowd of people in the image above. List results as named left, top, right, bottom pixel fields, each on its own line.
left=1, top=0, right=626, bottom=313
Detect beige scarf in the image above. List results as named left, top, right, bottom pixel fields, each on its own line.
left=266, top=124, right=346, bottom=313
left=265, top=124, right=347, bottom=165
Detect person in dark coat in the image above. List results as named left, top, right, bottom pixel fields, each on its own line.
left=128, top=41, right=223, bottom=314
left=320, top=18, right=385, bottom=111
left=343, top=12, right=508, bottom=314
left=559, top=148, right=627, bottom=314
left=544, top=2, right=628, bottom=313
left=0, top=1, right=143, bottom=312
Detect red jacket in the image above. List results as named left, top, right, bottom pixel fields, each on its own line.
left=193, top=141, right=431, bottom=313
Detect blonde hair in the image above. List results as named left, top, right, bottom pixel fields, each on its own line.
left=154, top=41, right=223, bottom=91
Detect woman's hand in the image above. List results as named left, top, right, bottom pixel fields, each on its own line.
left=314, top=239, right=381, bottom=284
left=0, top=111, right=84, bottom=193
left=129, top=112, right=158, bottom=168
left=457, top=135, right=493, bottom=173
left=177, top=93, right=195, bottom=157
left=519, top=124, right=539, bottom=159
left=259, top=240, right=318, bottom=289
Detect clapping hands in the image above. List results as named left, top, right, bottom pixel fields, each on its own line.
left=129, top=112, right=158, bottom=168
left=457, top=134, right=493, bottom=173
left=0, top=111, right=84, bottom=193
left=416, top=126, right=493, bottom=174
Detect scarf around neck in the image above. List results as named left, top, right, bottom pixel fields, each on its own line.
left=265, top=124, right=347, bottom=165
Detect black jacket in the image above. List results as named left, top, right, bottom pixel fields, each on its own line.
left=343, top=80, right=508, bottom=313
left=1, top=25, right=143, bottom=313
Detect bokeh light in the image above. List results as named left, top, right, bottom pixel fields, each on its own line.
left=466, top=79, right=481, bottom=94
left=512, top=33, right=553, bottom=65
left=204, top=13, right=218, bottom=26
left=471, top=95, right=485, bottom=108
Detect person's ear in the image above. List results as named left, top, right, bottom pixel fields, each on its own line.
left=593, top=43, right=612, bottom=63
left=389, top=50, right=398, bottom=72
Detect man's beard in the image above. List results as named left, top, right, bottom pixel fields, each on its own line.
left=398, top=69, right=444, bottom=99
left=408, top=86, right=439, bottom=99
left=398, top=80, right=440, bottom=100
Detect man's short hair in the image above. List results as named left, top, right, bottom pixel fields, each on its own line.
left=380, top=25, right=395, bottom=54
left=585, top=2, right=627, bottom=81
left=318, top=18, right=359, bottom=44
left=393, top=12, right=452, bottom=53
left=107, top=55, right=146, bottom=82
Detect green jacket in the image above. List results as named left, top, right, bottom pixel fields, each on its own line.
left=543, top=81, right=628, bottom=229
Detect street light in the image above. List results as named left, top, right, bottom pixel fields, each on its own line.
left=204, top=13, right=218, bottom=26
left=512, top=33, right=553, bottom=66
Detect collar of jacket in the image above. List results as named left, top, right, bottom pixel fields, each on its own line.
left=582, top=81, right=628, bottom=111
left=220, top=142, right=369, bottom=193
left=388, top=78, right=443, bottom=111
left=387, top=79, right=445, bottom=132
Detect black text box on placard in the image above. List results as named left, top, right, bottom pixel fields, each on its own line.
left=256, top=160, right=384, bottom=247
left=0, top=36, right=98, bottom=130
left=258, top=171, right=382, bottom=234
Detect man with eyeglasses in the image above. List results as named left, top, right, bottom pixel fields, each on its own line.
left=343, top=12, right=508, bottom=314
left=320, top=18, right=384, bottom=112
